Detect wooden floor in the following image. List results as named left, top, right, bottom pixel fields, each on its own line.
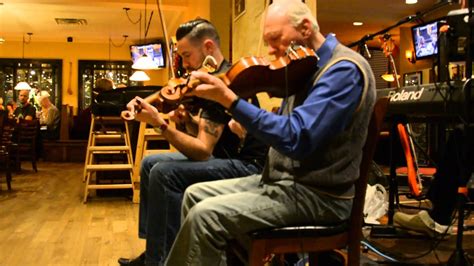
left=0, top=162, right=144, bottom=266
left=1, top=162, right=474, bottom=265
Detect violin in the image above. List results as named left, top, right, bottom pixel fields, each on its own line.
left=121, top=44, right=319, bottom=120
left=223, top=44, right=319, bottom=99
left=121, top=56, right=218, bottom=120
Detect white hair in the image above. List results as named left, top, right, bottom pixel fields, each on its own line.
left=270, top=0, right=319, bottom=32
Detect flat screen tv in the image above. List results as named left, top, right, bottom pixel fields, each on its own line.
left=130, top=42, right=166, bottom=68
left=411, top=20, right=441, bottom=60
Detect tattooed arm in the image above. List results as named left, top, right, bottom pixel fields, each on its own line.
left=160, top=117, right=224, bottom=161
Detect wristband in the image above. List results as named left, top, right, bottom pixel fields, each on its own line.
left=153, top=122, right=168, bottom=134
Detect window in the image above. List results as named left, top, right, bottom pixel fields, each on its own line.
left=0, top=59, right=62, bottom=110
left=78, top=60, right=135, bottom=111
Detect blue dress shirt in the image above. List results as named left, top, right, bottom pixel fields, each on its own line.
left=231, top=34, right=363, bottom=160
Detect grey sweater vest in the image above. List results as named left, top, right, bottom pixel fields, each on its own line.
left=261, top=44, right=376, bottom=199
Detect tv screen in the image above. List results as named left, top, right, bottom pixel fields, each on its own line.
left=130, top=42, right=166, bottom=68
left=411, top=20, right=440, bottom=60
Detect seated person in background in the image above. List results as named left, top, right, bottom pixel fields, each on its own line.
left=6, top=100, right=17, bottom=119
left=394, top=127, right=474, bottom=237
left=163, top=0, right=376, bottom=264
left=93, top=78, right=114, bottom=97
left=70, top=78, right=114, bottom=139
left=14, top=89, right=36, bottom=121
left=37, top=91, right=60, bottom=140
left=0, top=98, right=4, bottom=111
left=118, top=18, right=268, bottom=266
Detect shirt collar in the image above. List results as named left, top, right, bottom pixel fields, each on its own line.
left=316, top=33, right=339, bottom=68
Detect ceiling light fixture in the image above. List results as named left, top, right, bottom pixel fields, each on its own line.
left=406, top=0, right=417, bottom=4
left=130, top=70, right=150, bottom=81
left=353, top=22, right=363, bottom=26
left=131, top=0, right=158, bottom=70
left=132, top=54, right=158, bottom=70
left=14, top=81, right=32, bottom=90
left=109, top=35, right=128, bottom=61
left=381, top=73, right=401, bottom=83
left=22, top=32, right=33, bottom=58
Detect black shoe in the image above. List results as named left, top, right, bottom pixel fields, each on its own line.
left=118, top=252, right=146, bottom=266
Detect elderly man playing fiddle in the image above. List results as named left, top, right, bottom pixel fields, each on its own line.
left=164, top=0, right=377, bottom=265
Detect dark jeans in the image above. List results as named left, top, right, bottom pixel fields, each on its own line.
left=138, top=152, right=260, bottom=265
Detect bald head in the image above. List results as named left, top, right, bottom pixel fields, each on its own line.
left=18, top=89, right=30, bottom=105
left=267, top=0, right=319, bottom=33
left=263, top=0, right=321, bottom=57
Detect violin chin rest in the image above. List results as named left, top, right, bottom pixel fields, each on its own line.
left=121, top=110, right=135, bottom=121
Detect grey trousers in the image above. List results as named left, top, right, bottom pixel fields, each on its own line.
left=165, top=175, right=352, bottom=266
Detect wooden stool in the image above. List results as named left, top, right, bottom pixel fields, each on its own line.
left=83, top=116, right=134, bottom=203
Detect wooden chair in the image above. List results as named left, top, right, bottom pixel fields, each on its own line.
left=14, top=119, right=39, bottom=172
left=231, top=97, right=389, bottom=266
left=0, top=118, right=16, bottom=190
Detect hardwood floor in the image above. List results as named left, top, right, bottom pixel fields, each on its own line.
left=0, top=162, right=144, bottom=266
left=1, top=161, right=474, bottom=265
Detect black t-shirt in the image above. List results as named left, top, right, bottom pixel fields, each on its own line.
left=199, top=61, right=268, bottom=168
left=14, top=103, right=36, bottom=119
left=199, top=60, right=239, bottom=159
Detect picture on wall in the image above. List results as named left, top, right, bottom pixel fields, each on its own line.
left=404, top=71, right=423, bottom=86
left=234, top=0, right=246, bottom=20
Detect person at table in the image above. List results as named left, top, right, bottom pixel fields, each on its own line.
left=14, top=89, right=36, bottom=121
left=37, top=91, right=60, bottom=140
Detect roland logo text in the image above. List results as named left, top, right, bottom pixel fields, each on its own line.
left=388, top=87, right=424, bottom=102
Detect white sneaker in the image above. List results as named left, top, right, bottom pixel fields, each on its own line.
left=393, top=210, right=453, bottom=238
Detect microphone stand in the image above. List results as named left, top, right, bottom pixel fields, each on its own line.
left=447, top=0, right=473, bottom=264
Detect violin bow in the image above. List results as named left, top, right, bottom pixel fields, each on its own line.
left=156, top=0, right=175, bottom=79
left=257, top=0, right=271, bottom=57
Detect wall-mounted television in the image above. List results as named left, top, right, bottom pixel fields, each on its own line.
left=411, top=20, right=441, bottom=60
left=130, top=42, right=166, bottom=68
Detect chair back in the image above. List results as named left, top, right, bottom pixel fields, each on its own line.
left=17, top=119, right=39, bottom=144
left=1, top=119, right=16, bottom=148
left=347, top=96, right=389, bottom=265
left=397, top=123, right=422, bottom=197
left=0, top=117, right=16, bottom=190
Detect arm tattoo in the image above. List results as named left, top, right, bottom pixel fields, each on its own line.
left=203, top=120, right=221, bottom=138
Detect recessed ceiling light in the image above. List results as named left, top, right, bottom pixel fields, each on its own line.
left=406, top=0, right=417, bottom=4
left=353, top=22, right=363, bottom=26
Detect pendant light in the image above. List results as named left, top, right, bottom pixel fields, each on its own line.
left=132, top=55, right=157, bottom=70
left=132, top=0, right=158, bottom=70
left=130, top=70, right=151, bottom=81
left=14, top=81, right=32, bottom=90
